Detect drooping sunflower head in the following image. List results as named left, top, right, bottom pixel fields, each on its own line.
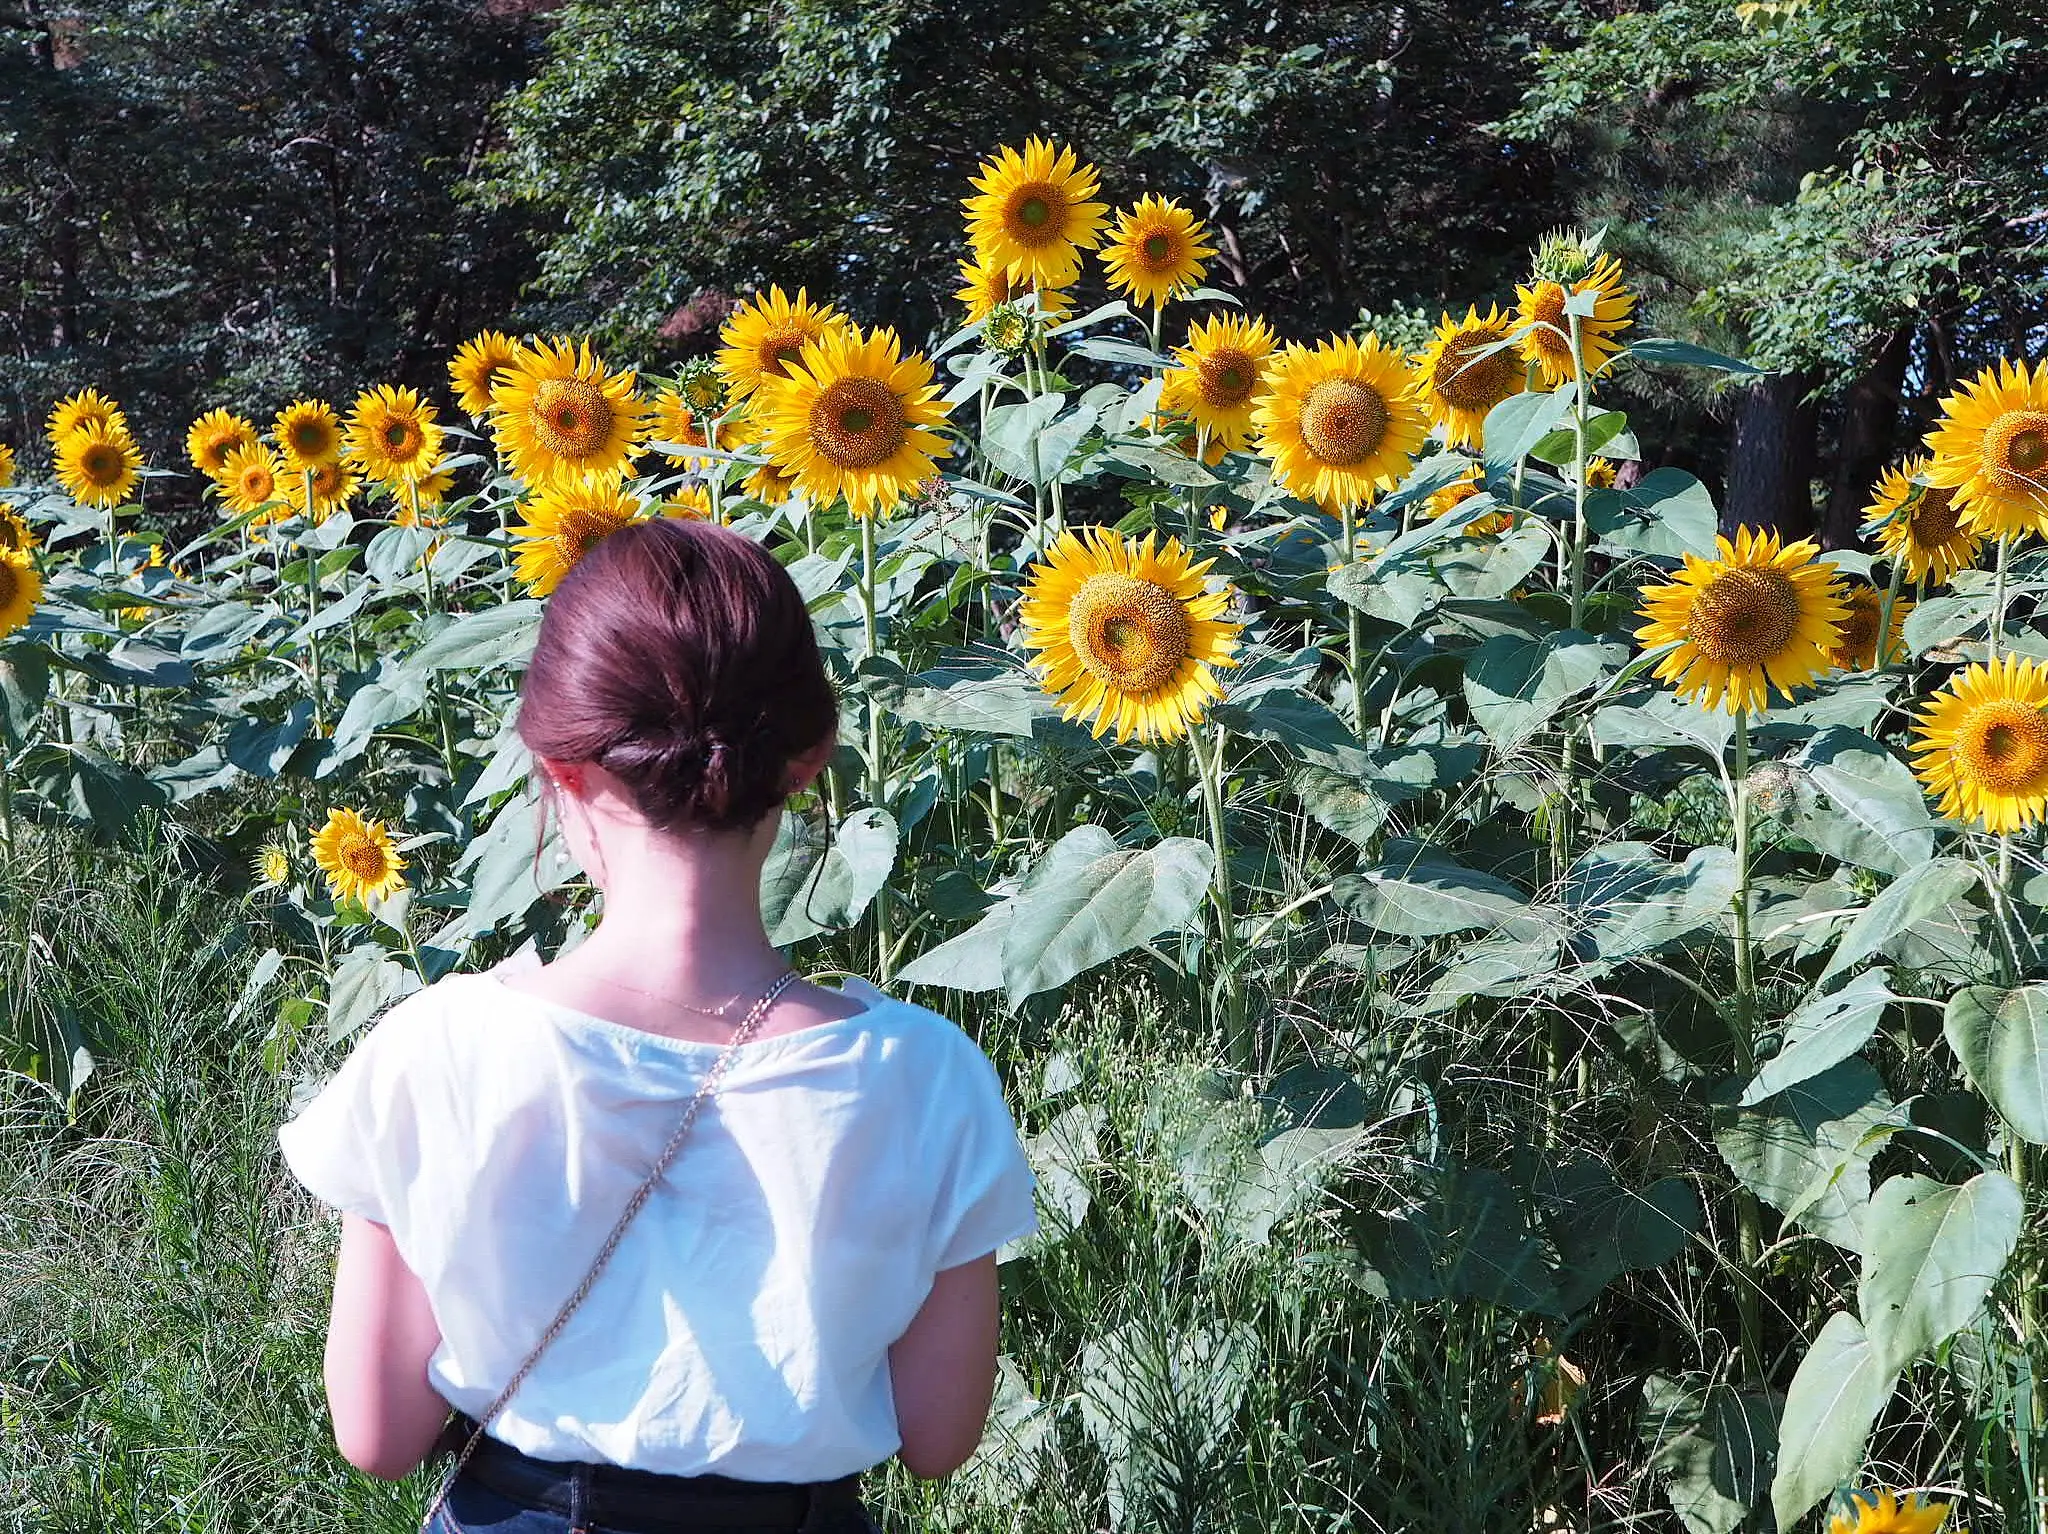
left=0, top=546, right=43, bottom=641
left=1633, top=524, right=1849, bottom=714
left=1158, top=313, right=1279, bottom=453
left=755, top=323, right=954, bottom=520
left=716, top=286, right=851, bottom=401
left=273, top=400, right=343, bottom=473
left=1515, top=252, right=1636, bottom=387
left=1252, top=333, right=1432, bottom=513
left=0, top=504, right=36, bottom=552
left=1825, top=1488, right=1958, bottom=1534
left=219, top=443, right=285, bottom=520
left=1426, top=464, right=1513, bottom=536
left=310, top=807, right=408, bottom=904
left=55, top=423, right=143, bottom=509
left=47, top=388, right=126, bottom=448
left=1921, top=356, right=2048, bottom=542
left=1830, top=581, right=1911, bottom=671
left=1910, top=653, right=2048, bottom=836
left=448, top=330, right=523, bottom=417
left=296, top=456, right=359, bottom=522
left=1583, top=456, right=1618, bottom=489
left=492, top=336, right=648, bottom=486
left=509, top=475, right=644, bottom=596
left=1018, top=525, right=1244, bottom=744
left=955, top=257, right=1072, bottom=325
left=1411, top=305, right=1527, bottom=449
left=186, top=409, right=258, bottom=479
left=1099, top=194, right=1217, bottom=309
left=346, top=384, right=444, bottom=487
left=1868, top=458, right=1983, bottom=586
left=962, top=137, right=1109, bottom=291
left=0, top=442, right=13, bottom=489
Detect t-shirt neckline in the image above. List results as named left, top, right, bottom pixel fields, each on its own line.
left=472, top=970, right=890, bottom=1057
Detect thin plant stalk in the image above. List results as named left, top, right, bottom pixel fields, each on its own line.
left=1727, top=708, right=1765, bottom=1385
left=1874, top=553, right=1910, bottom=666
left=0, top=715, right=14, bottom=858
left=1339, top=500, right=1366, bottom=734
left=409, top=478, right=459, bottom=780
left=857, top=512, right=894, bottom=984
left=1990, top=531, right=2014, bottom=661
left=301, top=471, right=326, bottom=736
left=1192, top=719, right=1248, bottom=1068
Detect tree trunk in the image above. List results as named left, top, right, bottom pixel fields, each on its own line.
left=1821, top=326, right=1912, bottom=550
left=1723, top=370, right=1820, bottom=541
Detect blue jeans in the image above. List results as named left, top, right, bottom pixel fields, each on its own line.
left=424, top=1468, right=886, bottom=1534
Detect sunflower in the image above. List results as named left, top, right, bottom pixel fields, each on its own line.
left=220, top=443, right=286, bottom=520
left=649, top=389, right=714, bottom=464
left=409, top=458, right=458, bottom=514
left=962, top=137, right=1109, bottom=292
left=716, top=287, right=851, bottom=402
left=1157, top=314, right=1279, bottom=453
left=273, top=400, right=343, bottom=473
left=251, top=839, right=293, bottom=890
left=755, top=323, right=953, bottom=520
left=1018, top=526, right=1242, bottom=744
left=1411, top=305, right=1527, bottom=449
left=492, top=336, right=647, bottom=486
left=744, top=460, right=801, bottom=507
left=1921, top=357, right=2048, bottom=541
left=1827, top=1488, right=1959, bottom=1534
left=47, top=388, right=126, bottom=446
left=1831, top=581, right=1911, bottom=671
left=658, top=483, right=717, bottom=521
left=0, top=442, right=14, bottom=489
left=0, top=547, right=42, bottom=640
left=1910, top=654, right=2048, bottom=835
left=55, top=423, right=143, bottom=509
left=955, top=257, right=1072, bottom=325
left=0, top=505, right=36, bottom=552
left=310, top=807, right=408, bottom=904
left=294, top=457, right=359, bottom=523
left=186, top=409, right=258, bottom=479
left=449, top=330, right=523, bottom=417
left=509, top=476, right=643, bottom=596
left=1099, top=194, right=1216, bottom=309
left=1633, top=525, right=1848, bottom=714
left=1583, top=456, right=1618, bottom=488
left=1515, top=252, right=1636, bottom=387
left=1427, top=464, right=1513, bottom=536
left=1868, top=459, right=1983, bottom=585
left=346, top=384, right=444, bottom=487
left=1252, top=334, right=1431, bottom=512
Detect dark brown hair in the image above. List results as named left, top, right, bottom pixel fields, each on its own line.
left=518, top=519, right=836, bottom=833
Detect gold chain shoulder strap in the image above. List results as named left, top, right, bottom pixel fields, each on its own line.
left=419, top=967, right=803, bottom=1529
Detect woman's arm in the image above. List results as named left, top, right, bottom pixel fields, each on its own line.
left=325, top=1212, right=452, bottom=1480
left=885, top=1252, right=1002, bottom=1479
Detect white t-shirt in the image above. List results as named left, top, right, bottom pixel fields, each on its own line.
left=275, top=963, right=1039, bottom=1481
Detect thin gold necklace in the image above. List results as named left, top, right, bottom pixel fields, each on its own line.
left=577, top=965, right=800, bottom=1020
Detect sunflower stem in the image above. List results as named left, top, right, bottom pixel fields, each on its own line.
left=1727, top=707, right=1767, bottom=1386
left=411, top=479, right=459, bottom=783
left=301, top=472, right=326, bottom=736
left=858, top=512, right=894, bottom=985
left=1149, top=299, right=1164, bottom=359
left=1990, top=531, right=2013, bottom=661
left=1875, top=552, right=1909, bottom=667
left=1193, top=719, right=1248, bottom=1068
left=1340, top=501, right=1366, bottom=735
left=0, top=713, right=15, bottom=861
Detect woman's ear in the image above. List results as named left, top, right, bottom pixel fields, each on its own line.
left=538, top=755, right=584, bottom=800
left=783, top=733, right=838, bottom=796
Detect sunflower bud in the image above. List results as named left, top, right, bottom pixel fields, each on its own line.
left=677, top=359, right=729, bottom=418
left=1531, top=227, right=1600, bottom=286
left=983, top=301, right=1041, bottom=358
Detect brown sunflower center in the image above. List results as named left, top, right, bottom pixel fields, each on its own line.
left=1910, top=485, right=1962, bottom=543
left=1432, top=326, right=1519, bottom=410
left=809, top=377, right=906, bottom=470
left=1139, top=230, right=1178, bottom=269
left=1528, top=283, right=1572, bottom=359
left=1005, top=182, right=1069, bottom=247
left=1067, top=573, right=1191, bottom=694
left=288, top=421, right=333, bottom=458
left=202, top=434, right=240, bottom=471
left=0, top=562, right=17, bottom=609
left=1687, top=567, right=1803, bottom=666
left=1961, top=702, right=2048, bottom=795
left=80, top=441, right=125, bottom=485
left=1299, top=379, right=1390, bottom=467
left=337, top=833, right=390, bottom=882
left=1987, top=411, right=2048, bottom=490
left=557, top=507, right=627, bottom=564
left=759, top=324, right=815, bottom=379
left=382, top=418, right=425, bottom=459
left=1197, top=348, right=1258, bottom=410
left=1834, top=601, right=1878, bottom=660
left=532, top=378, right=614, bottom=459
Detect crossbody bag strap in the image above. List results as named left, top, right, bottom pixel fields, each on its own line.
left=418, top=968, right=803, bottom=1530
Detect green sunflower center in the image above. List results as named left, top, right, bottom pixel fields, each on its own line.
left=1963, top=702, right=2048, bottom=794
left=1688, top=567, right=1802, bottom=666
left=288, top=420, right=333, bottom=458
left=1198, top=349, right=1258, bottom=410
left=1067, top=572, right=1191, bottom=694
left=533, top=378, right=614, bottom=459
left=1299, top=379, right=1390, bottom=468
left=809, top=377, right=906, bottom=470
left=1432, top=327, right=1519, bottom=411
left=1006, top=182, right=1068, bottom=246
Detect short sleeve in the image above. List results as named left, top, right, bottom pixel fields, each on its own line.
left=275, top=990, right=435, bottom=1226
left=927, top=1034, right=1040, bottom=1271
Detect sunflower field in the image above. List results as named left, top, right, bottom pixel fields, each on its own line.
left=4, top=135, right=2048, bottom=1534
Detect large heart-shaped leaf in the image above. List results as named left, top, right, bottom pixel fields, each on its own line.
left=1771, top=1312, right=1896, bottom=1531
left=1001, top=836, right=1214, bottom=1008
left=1857, top=1171, right=2022, bottom=1374
left=1944, top=984, right=2048, bottom=1143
